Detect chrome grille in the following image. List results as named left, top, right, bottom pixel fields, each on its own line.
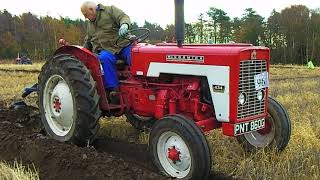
left=237, top=60, right=267, bottom=119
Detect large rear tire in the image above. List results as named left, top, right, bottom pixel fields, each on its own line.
left=149, top=114, right=211, bottom=180
left=237, top=97, right=291, bottom=152
left=38, top=54, right=101, bottom=146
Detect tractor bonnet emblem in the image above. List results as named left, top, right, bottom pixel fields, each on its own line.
left=212, top=85, right=225, bottom=93
left=251, top=50, right=257, bottom=60
left=166, top=55, right=204, bottom=63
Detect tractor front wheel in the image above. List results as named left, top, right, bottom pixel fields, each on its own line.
left=237, top=97, right=291, bottom=152
left=149, top=115, right=211, bottom=180
left=38, top=54, right=101, bottom=146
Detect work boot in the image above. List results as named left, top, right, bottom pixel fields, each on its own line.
left=108, top=88, right=120, bottom=104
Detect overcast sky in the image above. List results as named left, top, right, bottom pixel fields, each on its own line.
left=1, top=0, right=320, bottom=27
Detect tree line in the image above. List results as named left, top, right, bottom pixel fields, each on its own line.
left=0, top=5, right=319, bottom=65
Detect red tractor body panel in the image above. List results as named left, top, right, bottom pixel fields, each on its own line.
left=131, top=43, right=269, bottom=73
left=130, top=43, right=270, bottom=124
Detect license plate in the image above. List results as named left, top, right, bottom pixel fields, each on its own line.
left=254, top=72, right=269, bottom=90
left=234, top=118, right=265, bottom=136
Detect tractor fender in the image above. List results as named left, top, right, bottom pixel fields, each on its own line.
left=54, top=45, right=109, bottom=111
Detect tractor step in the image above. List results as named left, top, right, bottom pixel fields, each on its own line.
left=109, top=104, right=123, bottom=109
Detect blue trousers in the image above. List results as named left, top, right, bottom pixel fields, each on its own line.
left=98, top=45, right=131, bottom=89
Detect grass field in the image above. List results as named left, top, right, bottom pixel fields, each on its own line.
left=0, top=60, right=42, bottom=72
left=0, top=161, right=39, bottom=180
left=0, top=62, right=319, bottom=179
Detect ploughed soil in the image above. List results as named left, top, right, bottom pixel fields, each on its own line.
left=0, top=103, right=233, bottom=180
left=0, top=105, right=167, bottom=180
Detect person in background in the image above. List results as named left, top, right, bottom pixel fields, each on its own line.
left=15, top=54, right=21, bottom=64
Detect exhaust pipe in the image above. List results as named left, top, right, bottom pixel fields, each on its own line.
left=175, top=0, right=184, bottom=47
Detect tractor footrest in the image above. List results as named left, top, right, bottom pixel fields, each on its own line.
left=109, top=104, right=123, bottom=110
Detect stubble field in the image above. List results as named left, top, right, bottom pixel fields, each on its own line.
left=0, top=61, right=319, bottom=180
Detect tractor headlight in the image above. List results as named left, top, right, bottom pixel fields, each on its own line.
left=238, top=93, right=246, bottom=105
left=257, top=90, right=264, bottom=101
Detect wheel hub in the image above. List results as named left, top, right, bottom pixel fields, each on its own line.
left=244, top=116, right=275, bottom=148
left=53, top=97, right=62, bottom=113
left=43, top=75, right=75, bottom=136
left=167, top=146, right=181, bottom=163
left=157, top=131, right=191, bottom=178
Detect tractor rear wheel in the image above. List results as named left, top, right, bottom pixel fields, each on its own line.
left=125, top=113, right=155, bottom=131
left=38, top=54, right=101, bottom=146
left=149, top=115, right=211, bottom=180
left=237, top=97, right=291, bottom=152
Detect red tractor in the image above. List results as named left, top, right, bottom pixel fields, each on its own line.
left=36, top=0, right=291, bottom=179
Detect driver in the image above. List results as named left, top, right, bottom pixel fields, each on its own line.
left=81, top=1, right=131, bottom=96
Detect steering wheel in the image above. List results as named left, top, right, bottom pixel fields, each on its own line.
left=115, top=28, right=150, bottom=48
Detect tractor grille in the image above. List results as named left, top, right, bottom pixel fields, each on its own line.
left=237, top=60, right=267, bottom=119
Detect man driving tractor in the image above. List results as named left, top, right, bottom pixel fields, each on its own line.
left=80, top=1, right=131, bottom=98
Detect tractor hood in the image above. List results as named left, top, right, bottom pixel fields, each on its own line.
left=130, top=43, right=270, bottom=123
left=130, top=43, right=270, bottom=76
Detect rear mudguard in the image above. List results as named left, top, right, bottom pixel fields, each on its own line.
left=54, top=45, right=109, bottom=111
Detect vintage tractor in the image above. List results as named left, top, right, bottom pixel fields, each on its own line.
left=33, top=0, right=292, bottom=179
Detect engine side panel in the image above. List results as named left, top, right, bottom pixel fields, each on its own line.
left=147, top=63, right=230, bottom=122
